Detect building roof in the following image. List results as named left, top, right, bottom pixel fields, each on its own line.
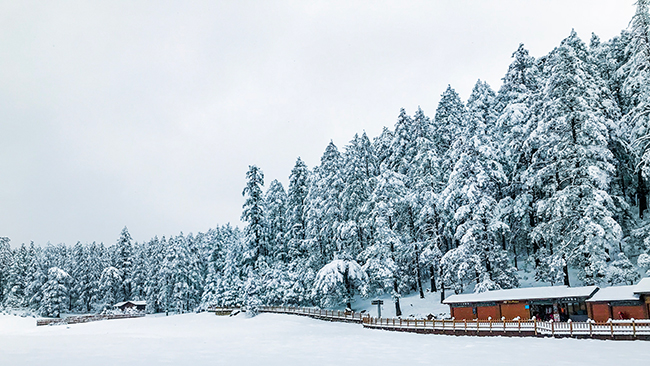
left=586, top=285, right=640, bottom=302
left=113, top=300, right=147, bottom=307
left=443, top=285, right=598, bottom=304
left=634, top=277, right=650, bottom=294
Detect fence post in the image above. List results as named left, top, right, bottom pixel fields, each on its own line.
left=551, top=321, right=554, bottom=337
left=610, top=320, right=614, bottom=338
left=518, top=319, right=521, bottom=333
left=632, top=319, right=636, bottom=338
left=569, top=321, right=573, bottom=336
left=489, top=319, right=492, bottom=333
left=534, top=318, right=537, bottom=336
left=503, top=320, right=506, bottom=332
left=464, top=319, right=467, bottom=332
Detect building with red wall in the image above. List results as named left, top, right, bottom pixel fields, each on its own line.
left=443, top=286, right=598, bottom=321
left=586, top=278, right=650, bottom=322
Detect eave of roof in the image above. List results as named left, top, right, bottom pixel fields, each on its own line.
left=443, top=285, right=598, bottom=304
left=634, top=277, right=650, bottom=294
left=587, top=285, right=640, bottom=302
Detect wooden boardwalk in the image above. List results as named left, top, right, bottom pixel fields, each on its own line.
left=37, top=313, right=145, bottom=326
left=247, top=305, right=650, bottom=341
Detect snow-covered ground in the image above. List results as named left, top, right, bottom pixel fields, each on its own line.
left=1, top=312, right=648, bottom=366
left=346, top=290, right=450, bottom=319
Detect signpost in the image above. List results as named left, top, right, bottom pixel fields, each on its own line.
left=371, top=299, right=384, bottom=318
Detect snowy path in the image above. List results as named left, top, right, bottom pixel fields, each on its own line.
left=1, top=312, right=648, bottom=365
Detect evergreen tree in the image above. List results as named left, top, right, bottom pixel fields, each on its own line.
left=39, top=267, right=71, bottom=317
left=97, top=266, right=123, bottom=312
left=286, top=158, right=309, bottom=256
left=525, top=30, right=622, bottom=285
left=241, top=165, right=266, bottom=266
left=264, top=180, right=288, bottom=262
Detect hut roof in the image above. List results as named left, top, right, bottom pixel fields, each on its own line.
left=113, top=300, right=147, bottom=307
left=634, top=277, right=650, bottom=294
left=586, top=285, right=640, bottom=302
left=443, top=285, right=598, bottom=304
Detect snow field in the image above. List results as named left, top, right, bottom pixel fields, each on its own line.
left=1, top=312, right=648, bottom=366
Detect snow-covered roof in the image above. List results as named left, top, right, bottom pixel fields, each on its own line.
left=586, top=285, right=640, bottom=302
left=443, top=285, right=598, bottom=304
left=634, top=277, right=650, bottom=294
left=113, top=300, right=147, bottom=307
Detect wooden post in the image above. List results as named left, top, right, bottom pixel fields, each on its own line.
left=489, top=319, right=492, bottom=333
left=569, top=321, right=573, bottom=336
left=551, top=321, right=554, bottom=336
left=464, top=319, right=467, bottom=332
left=503, top=320, right=506, bottom=332
left=633, top=319, right=636, bottom=338
left=589, top=321, right=593, bottom=337
left=518, top=319, right=521, bottom=333
left=442, top=319, right=445, bottom=331
left=534, top=318, right=537, bottom=335
left=610, top=321, right=614, bottom=338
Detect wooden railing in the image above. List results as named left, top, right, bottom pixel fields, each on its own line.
left=258, top=306, right=365, bottom=323
left=361, top=316, right=650, bottom=339
left=37, top=313, right=145, bottom=326
left=206, top=307, right=236, bottom=316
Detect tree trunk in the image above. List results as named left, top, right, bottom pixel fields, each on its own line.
left=415, top=243, right=424, bottom=299
left=440, top=281, right=445, bottom=304
left=429, top=265, right=437, bottom=293
left=639, top=169, right=647, bottom=219
left=563, top=255, right=570, bottom=287
left=393, top=279, right=402, bottom=316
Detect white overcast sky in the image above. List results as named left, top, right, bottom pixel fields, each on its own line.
left=0, top=1, right=636, bottom=246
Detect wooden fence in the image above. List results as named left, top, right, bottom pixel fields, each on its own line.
left=36, top=313, right=145, bottom=326
left=253, top=305, right=650, bottom=341
left=362, top=316, right=650, bottom=340
left=258, top=306, right=365, bottom=323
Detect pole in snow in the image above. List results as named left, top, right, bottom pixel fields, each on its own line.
left=371, top=300, right=384, bottom=318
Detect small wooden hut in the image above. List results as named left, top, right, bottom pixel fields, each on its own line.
left=113, top=300, right=146, bottom=312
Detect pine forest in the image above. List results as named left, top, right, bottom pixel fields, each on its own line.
left=4, top=2, right=650, bottom=318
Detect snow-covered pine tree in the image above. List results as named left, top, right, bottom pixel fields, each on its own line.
left=363, top=169, right=409, bottom=315
left=440, top=80, right=517, bottom=293
left=264, top=179, right=288, bottom=262
left=432, top=86, right=465, bottom=185
left=495, top=44, right=540, bottom=270
left=341, top=133, right=378, bottom=258
left=285, top=158, right=309, bottom=259
left=241, top=165, right=266, bottom=266
left=5, top=243, right=30, bottom=308
left=606, top=252, right=641, bottom=285
left=97, top=266, right=123, bottom=312
left=39, top=267, right=71, bottom=317
left=114, top=227, right=134, bottom=301
left=0, top=237, right=13, bottom=305
left=144, top=236, right=166, bottom=313
left=306, top=141, right=344, bottom=268
left=525, top=30, right=622, bottom=286
left=313, top=256, right=368, bottom=310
